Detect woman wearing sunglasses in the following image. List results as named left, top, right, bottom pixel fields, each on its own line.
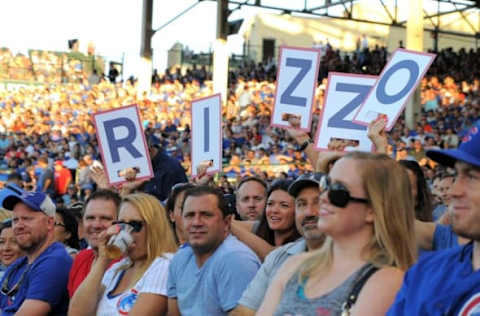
left=69, top=193, right=178, bottom=316
left=257, top=152, right=417, bottom=315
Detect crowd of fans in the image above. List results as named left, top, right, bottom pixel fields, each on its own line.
left=0, top=45, right=477, bottom=203
left=0, top=41, right=477, bottom=315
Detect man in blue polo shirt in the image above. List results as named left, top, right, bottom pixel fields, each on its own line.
left=388, top=120, right=480, bottom=315
left=167, top=185, right=260, bottom=316
left=0, top=186, right=72, bottom=316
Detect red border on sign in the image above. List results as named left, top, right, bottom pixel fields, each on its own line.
left=270, top=45, right=321, bottom=132
left=190, top=93, right=223, bottom=178
left=352, top=48, right=436, bottom=131
left=313, top=72, right=377, bottom=153
left=92, top=104, right=154, bottom=186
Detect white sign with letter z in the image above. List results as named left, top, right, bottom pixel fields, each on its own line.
left=271, top=46, right=321, bottom=132
left=315, top=72, right=377, bottom=152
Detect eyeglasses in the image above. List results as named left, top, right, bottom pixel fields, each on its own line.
left=319, top=176, right=369, bottom=208
left=112, top=220, right=144, bottom=233
left=1, top=263, right=30, bottom=297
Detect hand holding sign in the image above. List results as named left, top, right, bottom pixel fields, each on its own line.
left=93, top=104, right=153, bottom=186
left=353, top=48, right=436, bottom=130
left=271, top=46, right=321, bottom=131
left=191, top=94, right=222, bottom=178
left=89, top=162, right=111, bottom=190
left=285, top=114, right=309, bottom=143
left=367, top=114, right=388, bottom=153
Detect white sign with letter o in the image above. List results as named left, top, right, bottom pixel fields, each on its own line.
left=93, top=104, right=153, bottom=186
left=353, top=48, right=436, bottom=130
left=191, top=94, right=222, bottom=178
left=314, top=73, right=377, bottom=152
left=271, top=46, right=321, bottom=132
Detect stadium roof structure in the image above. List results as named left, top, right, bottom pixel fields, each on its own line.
left=202, top=0, right=480, bottom=39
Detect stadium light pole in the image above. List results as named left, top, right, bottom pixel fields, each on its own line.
left=139, top=0, right=154, bottom=95
left=213, top=0, right=229, bottom=106
left=405, top=0, right=423, bottom=130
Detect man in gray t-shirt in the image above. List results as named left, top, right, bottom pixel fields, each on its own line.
left=231, top=173, right=325, bottom=316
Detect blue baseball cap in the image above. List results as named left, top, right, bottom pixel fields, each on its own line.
left=1, top=185, right=56, bottom=217
left=427, top=120, right=480, bottom=168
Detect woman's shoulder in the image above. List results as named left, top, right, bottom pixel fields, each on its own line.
left=144, top=254, right=175, bottom=273
left=352, top=266, right=405, bottom=315
left=362, top=266, right=404, bottom=291
left=152, top=253, right=175, bottom=265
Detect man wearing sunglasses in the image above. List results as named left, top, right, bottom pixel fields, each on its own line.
left=67, top=189, right=121, bottom=298
left=0, top=187, right=72, bottom=316
left=388, top=120, right=480, bottom=315
left=232, top=173, right=325, bottom=316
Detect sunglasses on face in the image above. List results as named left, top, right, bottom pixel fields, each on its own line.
left=319, top=176, right=369, bottom=208
left=112, top=220, right=144, bottom=233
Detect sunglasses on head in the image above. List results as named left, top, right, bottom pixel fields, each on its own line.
left=112, top=220, right=144, bottom=233
left=320, top=176, right=369, bottom=208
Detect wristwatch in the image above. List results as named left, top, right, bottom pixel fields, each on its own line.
left=299, top=138, right=314, bottom=151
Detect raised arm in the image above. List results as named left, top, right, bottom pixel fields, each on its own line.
left=285, top=116, right=319, bottom=167
left=231, top=219, right=275, bottom=261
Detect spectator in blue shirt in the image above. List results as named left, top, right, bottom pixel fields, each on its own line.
left=388, top=120, right=480, bottom=315
left=167, top=186, right=260, bottom=315
left=0, top=185, right=72, bottom=315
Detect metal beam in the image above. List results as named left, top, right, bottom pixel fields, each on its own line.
left=341, top=0, right=352, bottom=17
left=423, top=8, right=438, bottom=27
left=453, top=3, right=478, bottom=33
left=435, top=0, right=476, bottom=4
left=203, top=0, right=480, bottom=39
left=309, top=0, right=356, bottom=12
left=220, top=0, right=396, bottom=25
left=153, top=1, right=200, bottom=33
left=379, top=0, right=395, bottom=23
left=398, top=4, right=476, bottom=25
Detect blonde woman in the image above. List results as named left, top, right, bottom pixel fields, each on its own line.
left=69, top=193, right=178, bottom=316
left=257, top=152, right=417, bottom=316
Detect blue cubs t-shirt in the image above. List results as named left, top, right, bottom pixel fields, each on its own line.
left=388, top=242, right=480, bottom=315
left=0, top=242, right=72, bottom=315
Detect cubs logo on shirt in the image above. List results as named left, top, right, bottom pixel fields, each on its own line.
left=459, top=293, right=480, bottom=316
left=116, top=288, right=138, bottom=315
